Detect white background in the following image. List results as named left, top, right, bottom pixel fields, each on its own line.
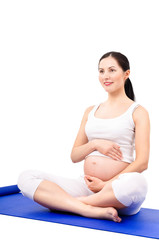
left=0, top=0, right=159, bottom=239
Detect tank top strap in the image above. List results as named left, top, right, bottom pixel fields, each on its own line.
left=127, top=102, right=140, bottom=114
left=88, top=104, right=100, bottom=118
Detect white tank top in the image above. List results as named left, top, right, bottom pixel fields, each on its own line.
left=85, top=102, right=140, bottom=163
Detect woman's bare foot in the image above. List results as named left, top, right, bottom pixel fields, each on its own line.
left=103, top=207, right=122, bottom=222
left=82, top=204, right=122, bottom=222
left=96, top=206, right=121, bottom=222
left=77, top=196, right=122, bottom=222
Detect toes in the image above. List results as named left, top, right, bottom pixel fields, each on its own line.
left=107, top=207, right=122, bottom=222
left=114, top=216, right=122, bottom=222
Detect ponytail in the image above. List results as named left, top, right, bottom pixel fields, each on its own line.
left=124, top=78, right=135, bottom=101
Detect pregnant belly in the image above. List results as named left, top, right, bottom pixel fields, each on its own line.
left=84, top=156, right=129, bottom=181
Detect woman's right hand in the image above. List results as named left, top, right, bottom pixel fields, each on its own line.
left=92, top=139, right=123, bottom=161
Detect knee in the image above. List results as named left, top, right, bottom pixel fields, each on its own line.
left=112, top=172, right=148, bottom=207
left=128, top=172, right=148, bottom=203
left=17, top=170, right=41, bottom=200
left=17, top=170, right=34, bottom=190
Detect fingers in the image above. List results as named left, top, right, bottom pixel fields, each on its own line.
left=108, top=146, right=123, bottom=161
left=114, top=145, right=123, bottom=157
left=84, top=176, right=93, bottom=190
left=85, top=175, right=92, bottom=181
left=84, top=175, right=103, bottom=193
left=113, top=147, right=123, bottom=160
left=84, top=175, right=93, bottom=185
left=107, top=153, right=120, bottom=161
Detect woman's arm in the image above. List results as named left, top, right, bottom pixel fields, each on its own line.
left=85, top=105, right=150, bottom=192
left=71, top=106, right=123, bottom=163
left=70, top=106, right=95, bottom=163
left=106, top=105, right=150, bottom=182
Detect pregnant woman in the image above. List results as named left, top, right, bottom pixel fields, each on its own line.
left=18, top=51, right=150, bottom=222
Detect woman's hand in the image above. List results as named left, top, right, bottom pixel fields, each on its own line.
left=84, top=175, right=105, bottom=193
left=93, top=139, right=123, bottom=161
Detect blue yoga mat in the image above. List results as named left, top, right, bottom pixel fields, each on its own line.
left=0, top=185, right=159, bottom=239
left=0, top=185, right=20, bottom=196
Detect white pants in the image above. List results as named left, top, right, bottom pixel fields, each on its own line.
left=17, top=170, right=148, bottom=216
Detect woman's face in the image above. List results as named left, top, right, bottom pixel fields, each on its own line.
left=98, top=56, right=130, bottom=94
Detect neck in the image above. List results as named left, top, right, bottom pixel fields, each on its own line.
left=107, top=89, right=129, bottom=105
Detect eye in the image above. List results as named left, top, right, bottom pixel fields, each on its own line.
left=99, top=69, right=104, bottom=74
left=110, top=68, right=116, bottom=72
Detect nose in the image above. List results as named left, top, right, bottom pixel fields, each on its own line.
left=103, top=71, right=110, bottom=79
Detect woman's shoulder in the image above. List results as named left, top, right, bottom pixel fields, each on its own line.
left=133, top=103, right=150, bottom=124
left=85, top=105, right=95, bottom=113
left=83, top=105, right=95, bottom=119
left=135, top=103, right=149, bottom=115
left=82, top=104, right=100, bottom=122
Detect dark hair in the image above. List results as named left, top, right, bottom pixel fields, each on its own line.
left=99, top=51, right=135, bottom=101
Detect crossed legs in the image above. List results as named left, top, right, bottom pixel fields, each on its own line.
left=77, top=180, right=125, bottom=208
left=18, top=170, right=147, bottom=222
left=33, top=179, right=122, bottom=222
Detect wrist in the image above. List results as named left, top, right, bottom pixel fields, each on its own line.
left=90, top=139, right=97, bottom=151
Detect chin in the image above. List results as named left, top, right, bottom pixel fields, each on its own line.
left=103, top=85, right=122, bottom=94
left=103, top=87, right=114, bottom=93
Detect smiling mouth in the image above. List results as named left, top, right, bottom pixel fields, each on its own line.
left=104, top=82, right=113, bottom=86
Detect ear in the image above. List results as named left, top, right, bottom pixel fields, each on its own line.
left=124, top=69, right=130, bottom=80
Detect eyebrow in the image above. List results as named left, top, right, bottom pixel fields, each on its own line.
left=99, top=66, right=116, bottom=69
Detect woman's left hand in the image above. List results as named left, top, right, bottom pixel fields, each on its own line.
left=84, top=175, right=105, bottom=193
